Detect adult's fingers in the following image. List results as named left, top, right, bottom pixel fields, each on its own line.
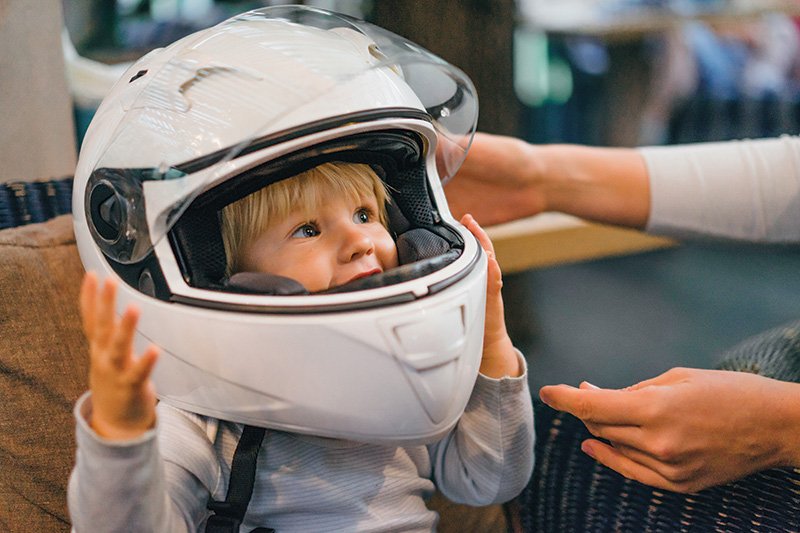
left=540, top=384, right=648, bottom=425
left=583, top=421, right=648, bottom=451
left=581, top=439, right=690, bottom=492
left=606, top=441, right=689, bottom=482
left=624, top=367, right=693, bottom=391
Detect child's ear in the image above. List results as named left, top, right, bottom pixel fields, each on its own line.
left=224, top=272, right=309, bottom=295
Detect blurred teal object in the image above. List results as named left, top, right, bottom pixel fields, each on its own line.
left=514, top=28, right=573, bottom=107
left=74, top=105, right=96, bottom=150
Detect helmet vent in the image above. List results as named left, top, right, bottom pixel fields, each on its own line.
left=368, top=44, right=387, bottom=62
left=88, top=181, right=124, bottom=242
left=129, top=69, right=148, bottom=83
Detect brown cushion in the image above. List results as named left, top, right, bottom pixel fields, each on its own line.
left=429, top=491, right=508, bottom=532
left=0, top=215, right=86, bottom=532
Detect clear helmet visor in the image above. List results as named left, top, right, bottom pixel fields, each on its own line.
left=86, top=6, right=477, bottom=265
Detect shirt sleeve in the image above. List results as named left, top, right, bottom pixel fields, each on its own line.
left=639, top=135, right=800, bottom=243
left=67, top=393, right=220, bottom=533
left=428, top=349, right=535, bottom=506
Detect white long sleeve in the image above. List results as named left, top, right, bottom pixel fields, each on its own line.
left=640, top=136, right=800, bottom=243
left=68, top=355, right=533, bottom=533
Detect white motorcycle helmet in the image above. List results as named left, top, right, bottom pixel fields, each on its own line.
left=73, top=5, right=485, bottom=445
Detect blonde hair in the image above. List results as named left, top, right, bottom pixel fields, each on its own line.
left=221, top=162, right=391, bottom=276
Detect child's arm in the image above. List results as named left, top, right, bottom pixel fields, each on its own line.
left=72, top=273, right=217, bottom=532
left=79, top=272, right=160, bottom=439
left=427, top=217, right=534, bottom=507
left=460, top=214, right=521, bottom=379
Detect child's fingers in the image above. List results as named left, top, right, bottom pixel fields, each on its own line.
left=462, top=213, right=504, bottom=290
left=486, top=255, right=503, bottom=289
left=464, top=213, right=511, bottom=353
left=79, top=272, right=98, bottom=336
left=109, top=305, right=140, bottom=368
left=93, top=278, right=118, bottom=347
left=461, top=214, right=496, bottom=256
left=129, top=345, right=159, bottom=384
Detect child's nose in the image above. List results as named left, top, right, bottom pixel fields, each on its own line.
left=340, top=227, right=374, bottom=262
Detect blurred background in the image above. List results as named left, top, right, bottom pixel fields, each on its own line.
left=9, top=0, right=800, bottom=389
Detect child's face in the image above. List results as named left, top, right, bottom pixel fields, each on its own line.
left=238, top=193, right=399, bottom=292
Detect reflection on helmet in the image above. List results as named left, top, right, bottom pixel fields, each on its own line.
left=73, top=5, right=486, bottom=445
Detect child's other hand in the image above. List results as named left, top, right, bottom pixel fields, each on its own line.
left=80, top=272, right=159, bottom=440
left=461, top=215, right=521, bottom=378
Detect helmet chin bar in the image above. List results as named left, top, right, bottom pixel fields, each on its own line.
left=320, top=250, right=461, bottom=294
left=166, top=130, right=465, bottom=300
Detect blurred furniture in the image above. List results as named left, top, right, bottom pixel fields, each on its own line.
left=372, top=0, right=522, bottom=137
left=519, top=0, right=800, bottom=146
left=487, top=214, right=673, bottom=274
left=522, top=0, right=800, bottom=40
left=0, top=1, right=76, bottom=183
left=494, top=0, right=800, bottom=270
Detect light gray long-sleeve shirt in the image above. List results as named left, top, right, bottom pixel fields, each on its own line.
left=68, top=355, right=534, bottom=533
left=640, top=135, right=800, bottom=242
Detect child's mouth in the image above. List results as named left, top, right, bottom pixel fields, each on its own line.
left=347, top=268, right=382, bottom=284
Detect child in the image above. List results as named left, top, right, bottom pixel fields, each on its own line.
left=68, top=161, right=534, bottom=532
left=220, top=162, right=398, bottom=293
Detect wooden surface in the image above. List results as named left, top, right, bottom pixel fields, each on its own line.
left=521, top=0, right=800, bottom=42
left=487, top=213, right=674, bottom=273
left=428, top=491, right=507, bottom=533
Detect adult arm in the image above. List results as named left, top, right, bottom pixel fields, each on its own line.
left=643, top=136, right=800, bottom=242
left=445, top=132, right=651, bottom=228
left=446, top=133, right=800, bottom=243
left=539, top=368, right=800, bottom=493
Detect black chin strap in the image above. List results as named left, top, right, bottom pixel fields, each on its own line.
left=205, top=425, right=273, bottom=533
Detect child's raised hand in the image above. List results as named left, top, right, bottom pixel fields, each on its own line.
left=79, top=272, right=159, bottom=440
left=461, top=215, right=521, bottom=378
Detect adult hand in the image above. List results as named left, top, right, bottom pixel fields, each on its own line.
left=445, top=133, right=547, bottom=226
left=446, top=132, right=651, bottom=229
left=80, top=272, right=160, bottom=440
left=539, top=367, right=800, bottom=493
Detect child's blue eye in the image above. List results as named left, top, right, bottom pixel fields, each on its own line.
left=291, top=224, right=319, bottom=238
left=354, top=208, right=370, bottom=224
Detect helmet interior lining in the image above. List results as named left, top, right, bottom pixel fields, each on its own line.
left=169, top=130, right=464, bottom=295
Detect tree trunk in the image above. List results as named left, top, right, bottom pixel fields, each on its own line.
left=371, top=0, right=521, bottom=136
